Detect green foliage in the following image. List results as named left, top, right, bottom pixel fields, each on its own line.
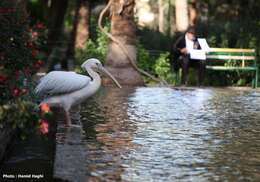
left=137, top=27, right=171, bottom=51
left=137, top=44, right=154, bottom=74
left=27, top=0, right=48, bottom=25
left=75, top=25, right=109, bottom=69
left=74, top=24, right=177, bottom=84
left=0, top=100, right=39, bottom=131
left=136, top=45, right=177, bottom=84
left=0, top=1, right=47, bottom=102
left=136, top=44, right=179, bottom=84
left=154, top=52, right=176, bottom=84
left=0, top=1, right=32, bottom=73
left=0, top=1, right=49, bottom=137
left=195, top=0, right=260, bottom=87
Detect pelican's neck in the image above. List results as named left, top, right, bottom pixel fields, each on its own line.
left=86, top=67, right=101, bottom=90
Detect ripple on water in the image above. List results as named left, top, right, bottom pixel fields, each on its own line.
left=80, top=87, right=260, bottom=182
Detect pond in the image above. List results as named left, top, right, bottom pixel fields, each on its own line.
left=80, top=87, right=260, bottom=181
left=1, top=87, right=260, bottom=182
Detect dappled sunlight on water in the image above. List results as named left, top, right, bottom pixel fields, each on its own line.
left=80, top=87, right=260, bottom=182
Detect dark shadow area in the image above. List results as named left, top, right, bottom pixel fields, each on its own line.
left=0, top=121, right=56, bottom=182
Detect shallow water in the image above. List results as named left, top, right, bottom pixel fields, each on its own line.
left=2, top=87, right=260, bottom=182
left=80, top=87, right=260, bottom=182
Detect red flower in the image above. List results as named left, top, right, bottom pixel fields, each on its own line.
left=32, top=31, right=38, bottom=39
left=34, top=60, right=45, bottom=70
left=40, top=103, right=50, bottom=113
left=39, top=119, right=49, bottom=134
left=36, top=23, right=45, bottom=29
left=36, top=60, right=44, bottom=66
left=32, top=49, right=38, bottom=57
left=34, top=63, right=40, bottom=70
left=0, top=75, right=7, bottom=83
left=12, top=87, right=21, bottom=97
left=27, top=42, right=33, bottom=48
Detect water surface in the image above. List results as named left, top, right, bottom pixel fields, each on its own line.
left=80, top=87, right=260, bottom=181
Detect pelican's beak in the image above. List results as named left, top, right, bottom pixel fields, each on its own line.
left=100, top=66, right=122, bottom=88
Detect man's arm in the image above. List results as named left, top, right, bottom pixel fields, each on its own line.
left=174, top=36, right=188, bottom=54
left=169, top=36, right=184, bottom=72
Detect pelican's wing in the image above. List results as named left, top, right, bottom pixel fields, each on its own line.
left=35, top=71, right=91, bottom=96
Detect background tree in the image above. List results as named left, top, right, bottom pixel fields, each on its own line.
left=104, top=0, right=144, bottom=86
left=23, top=0, right=260, bottom=87
left=188, top=0, right=198, bottom=26
left=46, top=0, right=68, bottom=53
left=158, top=0, right=164, bottom=33
left=75, top=0, right=90, bottom=49
left=45, top=0, right=68, bottom=70
left=62, top=0, right=91, bottom=70
left=157, top=0, right=171, bottom=35
left=175, top=0, right=189, bottom=32
left=62, top=1, right=80, bottom=70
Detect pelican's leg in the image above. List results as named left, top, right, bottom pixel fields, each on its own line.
left=65, top=110, right=72, bottom=126
left=68, top=106, right=82, bottom=128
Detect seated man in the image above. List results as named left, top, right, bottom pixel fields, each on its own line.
left=170, top=26, right=206, bottom=86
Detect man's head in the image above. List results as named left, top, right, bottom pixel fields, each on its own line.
left=186, top=26, right=196, bottom=40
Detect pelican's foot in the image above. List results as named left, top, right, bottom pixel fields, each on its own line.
left=67, top=124, right=84, bottom=134
left=65, top=119, right=72, bottom=126
left=65, top=111, right=72, bottom=126
left=69, top=124, right=82, bottom=128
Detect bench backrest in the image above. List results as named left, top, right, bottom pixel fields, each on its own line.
left=207, top=48, right=255, bottom=60
left=206, top=48, right=256, bottom=67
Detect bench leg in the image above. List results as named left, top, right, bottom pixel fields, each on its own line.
left=175, top=69, right=181, bottom=86
left=255, top=68, right=258, bottom=88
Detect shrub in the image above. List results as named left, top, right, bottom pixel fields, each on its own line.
left=137, top=44, right=154, bottom=74
left=154, top=52, right=176, bottom=84
left=0, top=1, right=50, bottom=137
left=75, top=23, right=109, bottom=70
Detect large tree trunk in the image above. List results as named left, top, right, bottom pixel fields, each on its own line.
left=188, top=0, right=198, bottom=26
left=75, top=0, right=90, bottom=49
left=46, top=0, right=68, bottom=52
left=62, top=0, right=90, bottom=70
left=62, top=1, right=81, bottom=70
left=168, top=0, right=176, bottom=35
left=104, top=0, right=144, bottom=86
left=158, top=0, right=164, bottom=33
left=175, top=0, right=189, bottom=32
left=158, top=0, right=172, bottom=35
left=45, top=0, right=68, bottom=71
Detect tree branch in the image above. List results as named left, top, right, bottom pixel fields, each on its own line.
left=98, top=0, right=168, bottom=85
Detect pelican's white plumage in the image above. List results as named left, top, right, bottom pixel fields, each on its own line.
left=35, top=58, right=121, bottom=126
left=35, top=71, right=91, bottom=96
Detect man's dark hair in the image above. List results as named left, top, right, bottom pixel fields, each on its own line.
left=186, top=26, right=196, bottom=34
